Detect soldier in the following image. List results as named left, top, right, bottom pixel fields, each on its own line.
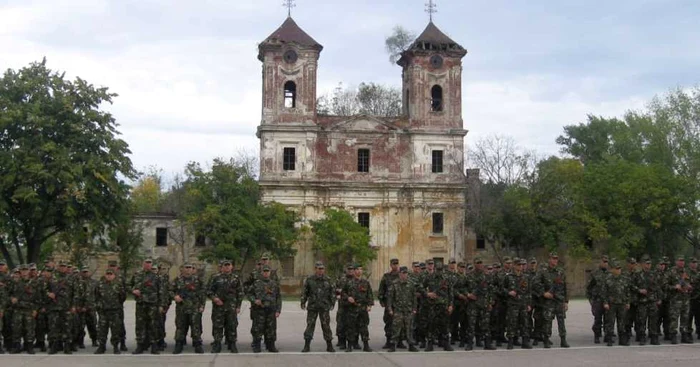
left=526, top=257, right=542, bottom=345
left=301, top=262, right=335, bottom=353
left=172, top=263, right=206, bottom=354
left=502, top=259, right=533, bottom=350
left=656, top=257, right=671, bottom=340
left=378, top=258, right=400, bottom=349
left=632, top=255, right=660, bottom=345
left=409, top=261, right=423, bottom=345
left=94, top=268, right=126, bottom=354
left=46, top=261, right=77, bottom=354
left=334, top=264, right=355, bottom=349
left=75, top=267, right=98, bottom=348
left=130, top=258, right=165, bottom=354
left=208, top=259, right=243, bottom=353
left=0, top=260, right=10, bottom=352
left=490, top=262, right=503, bottom=346
left=0, top=262, right=7, bottom=354
left=106, top=260, right=128, bottom=352
left=687, top=258, right=700, bottom=340
left=156, top=263, right=170, bottom=351
left=603, top=261, right=630, bottom=346
left=386, top=266, right=419, bottom=352
left=453, top=261, right=468, bottom=347
left=464, top=258, right=495, bottom=350
left=33, top=266, right=53, bottom=352
left=666, top=256, right=693, bottom=344
left=422, top=262, right=454, bottom=351
left=445, top=258, right=463, bottom=345
left=249, top=265, right=282, bottom=353
left=415, top=260, right=432, bottom=348
left=585, top=255, right=609, bottom=344
left=341, top=264, right=374, bottom=352
left=8, top=264, right=39, bottom=354
left=624, top=257, right=639, bottom=341
left=535, top=252, right=570, bottom=348
left=494, top=257, right=512, bottom=345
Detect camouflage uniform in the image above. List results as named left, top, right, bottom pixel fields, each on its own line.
left=0, top=268, right=10, bottom=351
left=157, top=268, right=170, bottom=349
left=378, top=263, right=399, bottom=346
left=94, top=272, right=125, bottom=351
left=534, top=263, right=569, bottom=347
left=421, top=267, right=454, bottom=350
left=0, top=272, right=7, bottom=352
left=207, top=266, right=243, bottom=351
left=46, top=268, right=77, bottom=353
left=688, top=262, right=700, bottom=338
left=171, top=270, right=206, bottom=351
left=300, top=270, right=335, bottom=343
left=631, top=260, right=660, bottom=344
left=585, top=263, right=609, bottom=342
left=334, top=268, right=354, bottom=347
left=502, top=265, right=532, bottom=348
left=666, top=263, right=692, bottom=343
left=526, top=261, right=541, bottom=342
left=8, top=271, right=39, bottom=353
left=75, top=272, right=98, bottom=347
left=463, top=264, right=494, bottom=349
left=130, top=265, right=166, bottom=353
left=33, top=271, right=52, bottom=351
left=386, top=269, right=418, bottom=350
left=341, top=274, right=374, bottom=351
left=249, top=270, right=282, bottom=352
left=603, top=266, right=631, bottom=345
left=657, top=259, right=672, bottom=339
left=623, top=259, right=639, bottom=340
left=452, top=269, right=469, bottom=346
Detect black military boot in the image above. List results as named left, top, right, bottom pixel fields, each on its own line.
left=408, top=343, right=419, bottom=352
left=252, top=339, right=262, bottom=353
left=484, top=337, right=496, bottom=350
left=476, top=337, right=483, bottom=347
left=326, top=340, right=335, bottom=353
left=95, top=343, right=106, bottom=354
left=48, top=341, right=59, bottom=355
left=229, top=342, right=238, bottom=353
left=26, top=344, right=35, bottom=354
left=507, top=338, right=514, bottom=350
left=425, top=340, right=434, bottom=352
left=443, top=337, right=454, bottom=351
left=522, top=337, right=532, bottom=349
left=151, top=342, right=160, bottom=354
left=639, top=335, right=647, bottom=346
left=387, top=343, right=396, bottom=352
left=63, top=342, right=72, bottom=354
left=397, top=340, right=406, bottom=349
left=92, top=338, right=98, bottom=347
left=338, top=338, right=346, bottom=350
left=362, top=340, right=372, bottom=352
left=671, top=334, right=678, bottom=344
left=560, top=336, right=570, bottom=348
left=543, top=338, right=552, bottom=349
left=267, top=341, right=279, bottom=353
left=382, top=338, right=391, bottom=349
left=78, top=337, right=86, bottom=349
left=619, top=335, right=629, bottom=346
left=133, top=343, right=145, bottom=355
left=172, top=342, right=183, bottom=355
left=650, top=335, right=660, bottom=345
left=345, top=341, right=353, bottom=352
left=211, top=341, right=222, bottom=354
left=194, top=342, right=204, bottom=354
left=532, top=338, right=539, bottom=346
left=594, top=335, right=601, bottom=344
left=113, top=343, right=121, bottom=354
left=302, top=339, right=311, bottom=353
left=120, top=340, right=128, bottom=352
left=0, top=343, right=5, bottom=354
left=513, top=337, right=521, bottom=346
left=459, top=340, right=465, bottom=348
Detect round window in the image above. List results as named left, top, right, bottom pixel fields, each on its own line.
left=283, top=50, right=298, bottom=64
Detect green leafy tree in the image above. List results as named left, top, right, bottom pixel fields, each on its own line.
left=130, top=166, right=165, bottom=213
left=385, top=26, right=416, bottom=64
left=0, top=59, right=136, bottom=267
left=310, top=208, right=376, bottom=278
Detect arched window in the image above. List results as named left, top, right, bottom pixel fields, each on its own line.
left=431, top=85, right=443, bottom=112
left=284, top=81, right=296, bottom=108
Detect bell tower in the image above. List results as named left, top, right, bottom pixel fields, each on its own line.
left=258, top=15, right=323, bottom=125
left=398, top=14, right=467, bottom=130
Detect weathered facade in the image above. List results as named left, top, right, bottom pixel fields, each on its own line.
left=257, top=17, right=469, bottom=287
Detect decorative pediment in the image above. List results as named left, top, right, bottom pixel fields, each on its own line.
left=326, top=115, right=399, bottom=132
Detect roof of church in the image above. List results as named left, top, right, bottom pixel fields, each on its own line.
left=409, top=21, right=465, bottom=52
left=260, top=16, right=322, bottom=50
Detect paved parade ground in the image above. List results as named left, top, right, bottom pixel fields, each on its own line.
left=2, top=300, right=700, bottom=367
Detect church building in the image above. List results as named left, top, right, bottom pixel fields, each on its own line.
left=256, top=13, right=469, bottom=286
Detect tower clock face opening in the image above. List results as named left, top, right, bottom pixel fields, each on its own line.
left=283, top=49, right=298, bottom=64
left=430, top=55, right=443, bottom=69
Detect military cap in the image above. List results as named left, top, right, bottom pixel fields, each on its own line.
left=426, top=259, right=434, bottom=265
left=108, top=260, right=118, bottom=266
left=458, top=262, right=466, bottom=268
left=72, top=268, right=79, bottom=273
left=81, top=267, right=89, bottom=272
left=412, top=261, right=420, bottom=267
left=493, top=263, right=501, bottom=268
left=346, top=263, right=355, bottom=270
left=627, top=257, right=637, bottom=264
left=677, top=256, right=686, bottom=261
left=222, top=259, right=232, bottom=265
left=640, top=255, right=651, bottom=262
left=399, top=266, right=408, bottom=273
left=549, top=252, right=559, bottom=258
left=256, top=261, right=262, bottom=266
left=144, top=258, right=153, bottom=263
left=316, top=263, right=325, bottom=269
left=390, top=258, right=399, bottom=265
left=449, top=258, right=457, bottom=264
left=29, top=263, right=38, bottom=270
left=691, top=257, right=698, bottom=263
left=503, top=256, right=512, bottom=263
left=474, top=257, right=483, bottom=264
left=601, top=255, right=609, bottom=261
left=58, top=260, right=68, bottom=266
left=467, top=264, right=474, bottom=270
left=486, top=265, right=493, bottom=270
left=19, top=264, right=29, bottom=270
left=262, top=265, right=271, bottom=271
left=105, top=269, right=115, bottom=275
left=419, top=262, right=426, bottom=269
left=260, top=253, right=270, bottom=260
left=184, top=263, right=193, bottom=268
left=518, top=259, right=527, bottom=265
left=611, top=261, right=622, bottom=269
left=12, top=267, right=20, bottom=273
left=354, top=263, right=363, bottom=269
left=529, top=257, right=537, bottom=264
left=0, top=260, right=6, bottom=266
left=42, top=266, right=53, bottom=272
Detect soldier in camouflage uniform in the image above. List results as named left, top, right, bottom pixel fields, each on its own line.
left=534, top=253, right=569, bottom=348
left=464, top=258, right=495, bottom=350
left=378, top=258, right=400, bottom=349
left=171, top=263, right=206, bottom=354
left=208, top=259, right=243, bottom=353
left=300, top=262, right=335, bottom=353
left=666, top=256, right=693, bottom=344
left=415, top=260, right=433, bottom=348
left=386, top=266, right=419, bottom=352
left=46, top=261, right=77, bottom=354
left=526, top=258, right=542, bottom=345
left=33, top=266, right=53, bottom=352
left=334, top=264, right=355, bottom=349
left=130, top=258, right=166, bottom=354
left=0, top=260, right=10, bottom=352
left=632, top=255, right=660, bottom=345
left=156, top=264, right=170, bottom=351
left=502, top=259, right=533, bottom=350
left=8, top=265, right=39, bottom=354
left=585, top=255, right=609, bottom=344
left=453, top=261, right=469, bottom=347
left=94, top=268, right=126, bottom=354
left=624, top=258, right=639, bottom=341
left=249, top=265, right=282, bottom=353
left=603, top=261, right=630, bottom=346
left=408, top=262, right=423, bottom=345
left=75, top=267, right=98, bottom=348
left=688, top=258, right=700, bottom=340
left=494, top=258, right=512, bottom=345
left=341, top=264, right=374, bottom=352
left=106, top=260, right=128, bottom=351
left=421, top=262, right=454, bottom=351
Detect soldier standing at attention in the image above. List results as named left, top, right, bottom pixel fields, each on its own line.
left=341, top=264, right=374, bottom=352
left=130, top=258, right=165, bottom=355
left=387, top=266, right=419, bottom=352
left=526, top=258, right=542, bottom=345
left=335, top=264, right=355, bottom=349
left=76, top=267, right=98, bottom=348
left=624, top=258, right=639, bottom=341
left=0, top=260, right=10, bottom=352
left=667, top=256, right=693, bottom=344
left=585, top=255, right=609, bottom=344
left=503, top=259, right=533, bottom=350
left=632, top=255, right=660, bottom=345
left=46, top=261, right=77, bottom=355
left=94, top=268, right=125, bottom=354
left=301, top=262, right=335, bottom=353
left=379, top=258, right=400, bottom=349
left=535, top=252, right=570, bottom=348
left=172, top=264, right=206, bottom=354
left=0, top=262, right=7, bottom=354
left=465, top=258, right=496, bottom=350
left=453, top=261, right=468, bottom=347
left=422, top=262, right=454, bottom=351
left=688, top=258, right=700, bottom=340
left=249, top=265, right=281, bottom=353
left=603, top=261, right=630, bottom=346
left=208, top=259, right=243, bottom=353
left=106, top=260, right=128, bottom=352
left=8, top=265, right=39, bottom=354
left=33, top=266, right=53, bottom=352
left=156, top=263, right=170, bottom=351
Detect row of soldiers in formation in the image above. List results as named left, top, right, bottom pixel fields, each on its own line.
left=585, top=255, right=700, bottom=346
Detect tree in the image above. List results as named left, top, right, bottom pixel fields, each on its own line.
left=467, top=134, right=537, bottom=186
left=310, top=208, right=376, bottom=278
left=385, top=26, right=416, bottom=64
left=181, top=158, right=299, bottom=265
left=130, top=166, right=164, bottom=213
left=0, top=59, right=136, bottom=267
left=317, top=82, right=402, bottom=117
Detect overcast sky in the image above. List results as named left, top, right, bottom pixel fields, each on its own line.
left=1, top=0, right=698, bottom=177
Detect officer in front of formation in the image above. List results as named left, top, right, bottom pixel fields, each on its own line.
left=300, top=261, right=335, bottom=353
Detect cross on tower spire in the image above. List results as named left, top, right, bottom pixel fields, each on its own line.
left=283, top=0, right=296, bottom=17
left=425, top=0, right=437, bottom=22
